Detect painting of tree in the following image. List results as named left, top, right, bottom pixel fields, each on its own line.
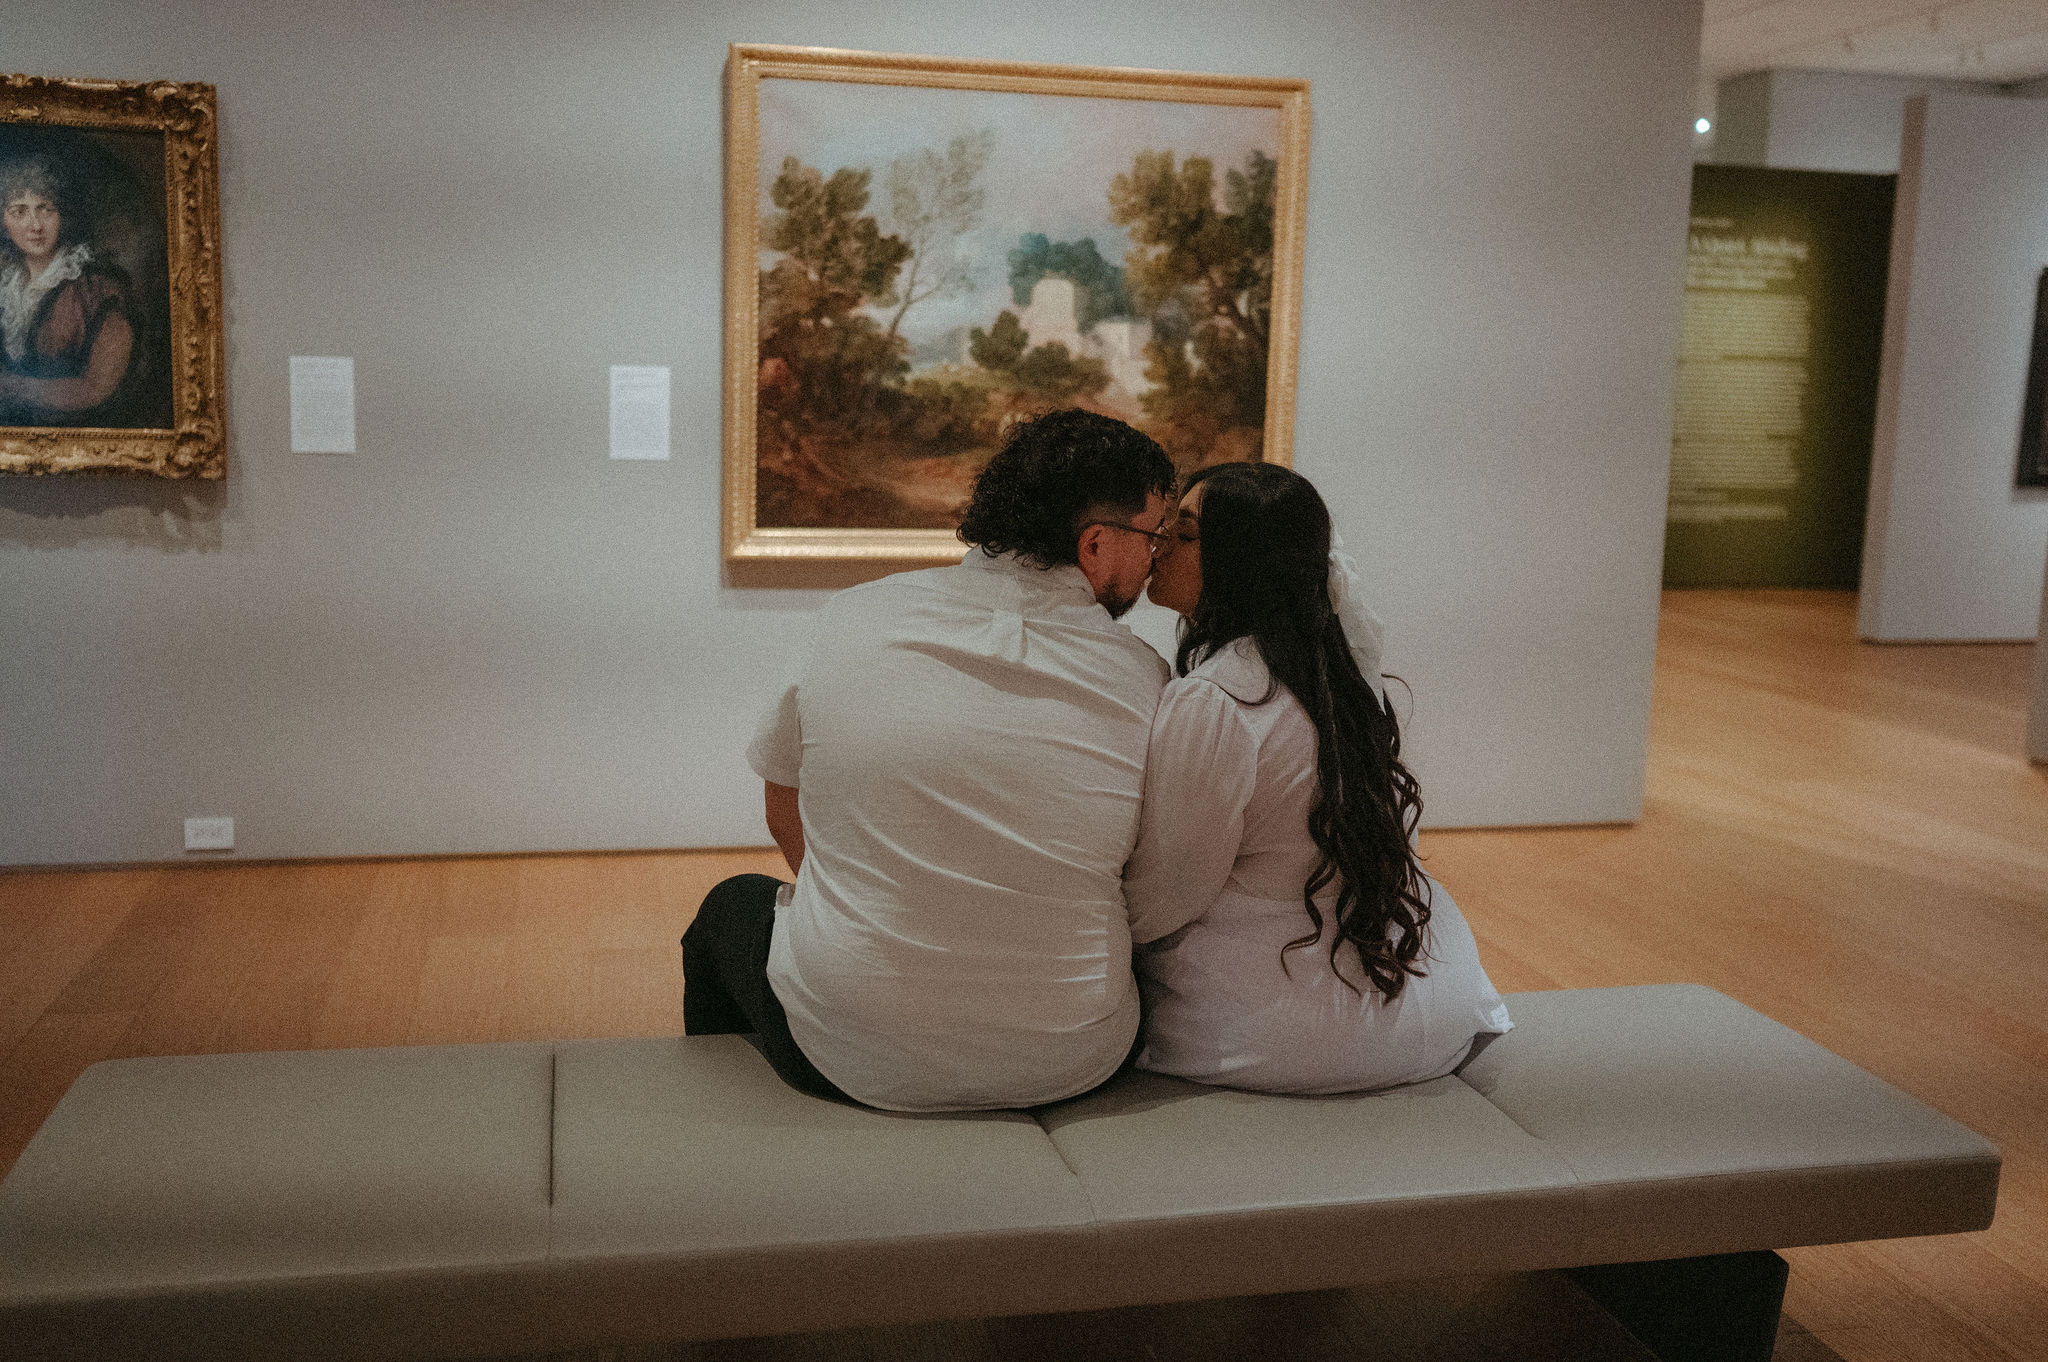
left=755, top=159, right=913, bottom=526
left=1112, top=149, right=1277, bottom=464
left=725, top=46, right=1308, bottom=558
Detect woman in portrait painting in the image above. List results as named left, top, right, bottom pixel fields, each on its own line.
left=0, top=156, right=144, bottom=427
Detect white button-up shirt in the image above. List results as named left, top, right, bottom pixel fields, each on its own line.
left=747, top=550, right=1170, bottom=1111
left=1124, top=639, right=1512, bottom=1094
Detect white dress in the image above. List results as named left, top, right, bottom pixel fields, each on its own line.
left=1124, top=639, right=1512, bottom=1094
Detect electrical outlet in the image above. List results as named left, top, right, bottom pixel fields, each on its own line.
left=183, top=816, right=234, bottom=852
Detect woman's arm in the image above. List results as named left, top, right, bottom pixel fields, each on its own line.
left=1123, top=679, right=1258, bottom=945
left=0, top=312, right=132, bottom=414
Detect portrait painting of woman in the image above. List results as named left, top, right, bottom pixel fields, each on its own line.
left=0, top=127, right=173, bottom=431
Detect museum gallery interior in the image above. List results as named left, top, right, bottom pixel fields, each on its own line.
left=2, top=1, right=2046, bottom=1360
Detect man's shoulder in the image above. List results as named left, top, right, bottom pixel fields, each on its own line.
left=805, top=561, right=1010, bottom=653
left=1108, top=630, right=1173, bottom=687
left=818, top=556, right=1045, bottom=625
left=815, top=563, right=959, bottom=619
left=811, top=560, right=1166, bottom=693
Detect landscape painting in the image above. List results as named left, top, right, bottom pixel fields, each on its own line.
left=723, top=46, right=1308, bottom=560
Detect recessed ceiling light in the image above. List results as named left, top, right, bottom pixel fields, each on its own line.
left=1695, top=117, right=1712, bottom=134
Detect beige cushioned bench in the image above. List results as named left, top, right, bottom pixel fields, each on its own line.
left=0, top=984, right=2000, bottom=1360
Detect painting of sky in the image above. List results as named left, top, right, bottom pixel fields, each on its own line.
left=750, top=71, right=1288, bottom=531
left=757, top=78, right=1280, bottom=351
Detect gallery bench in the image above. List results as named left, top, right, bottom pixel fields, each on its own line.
left=0, top=984, right=2001, bottom=1361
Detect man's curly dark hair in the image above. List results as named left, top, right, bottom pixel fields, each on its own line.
left=956, top=409, right=1176, bottom=566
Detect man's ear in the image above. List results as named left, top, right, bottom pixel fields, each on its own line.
left=1072, top=522, right=1115, bottom=598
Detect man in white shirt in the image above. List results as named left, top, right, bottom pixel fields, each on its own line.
left=683, top=409, right=1177, bottom=1110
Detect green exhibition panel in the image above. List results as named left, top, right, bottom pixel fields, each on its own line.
left=1664, top=166, right=1894, bottom=589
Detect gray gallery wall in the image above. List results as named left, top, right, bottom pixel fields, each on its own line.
left=1861, top=94, right=2048, bottom=642
left=1711, top=69, right=1997, bottom=175
left=0, top=0, right=1701, bottom=866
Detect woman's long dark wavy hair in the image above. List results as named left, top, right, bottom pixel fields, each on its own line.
left=1176, top=462, right=1431, bottom=1002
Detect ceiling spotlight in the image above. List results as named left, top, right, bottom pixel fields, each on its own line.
left=1695, top=117, right=1712, bottom=134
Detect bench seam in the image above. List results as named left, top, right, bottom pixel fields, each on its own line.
left=1028, top=1109, right=1116, bottom=1288
left=1453, top=1071, right=1545, bottom=1143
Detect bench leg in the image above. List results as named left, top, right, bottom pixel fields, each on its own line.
left=1566, top=1249, right=1788, bottom=1362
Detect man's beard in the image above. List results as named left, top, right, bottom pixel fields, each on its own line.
left=1098, top=587, right=1139, bottom=619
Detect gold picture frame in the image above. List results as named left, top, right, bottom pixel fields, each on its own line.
left=0, top=74, right=226, bottom=479
left=724, top=43, right=1309, bottom=564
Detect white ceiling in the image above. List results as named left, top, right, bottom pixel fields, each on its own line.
left=1704, top=0, right=2048, bottom=85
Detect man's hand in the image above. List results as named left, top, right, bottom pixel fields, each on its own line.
left=764, top=781, right=803, bottom=876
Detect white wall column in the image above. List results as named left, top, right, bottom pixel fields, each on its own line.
left=1861, top=95, right=2048, bottom=642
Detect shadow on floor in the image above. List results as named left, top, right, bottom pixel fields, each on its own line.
left=490, top=1270, right=1851, bottom=1361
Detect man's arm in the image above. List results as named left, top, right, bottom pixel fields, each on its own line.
left=764, top=781, right=803, bottom=876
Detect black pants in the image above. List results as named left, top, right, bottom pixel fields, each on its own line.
left=682, top=874, right=852, bottom=1104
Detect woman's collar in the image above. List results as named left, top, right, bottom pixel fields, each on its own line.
left=1188, top=636, right=1273, bottom=701
left=22, top=242, right=91, bottom=293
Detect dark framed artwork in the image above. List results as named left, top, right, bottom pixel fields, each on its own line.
left=1663, top=165, right=1896, bottom=588
left=0, top=74, right=225, bottom=478
left=722, top=44, right=1309, bottom=562
left=2016, top=267, right=2048, bottom=489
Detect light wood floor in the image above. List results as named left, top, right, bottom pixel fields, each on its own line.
left=2, top=590, right=2042, bottom=1361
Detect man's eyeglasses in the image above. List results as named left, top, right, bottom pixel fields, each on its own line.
left=1082, top=520, right=1175, bottom=556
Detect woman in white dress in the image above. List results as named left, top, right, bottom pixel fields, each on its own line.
left=1125, top=462, right=1512, bottom=1094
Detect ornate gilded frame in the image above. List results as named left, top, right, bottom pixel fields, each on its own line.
left=0, top=74, right=226, bottom=479
left=724, top=43, right=1309, bottom=564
